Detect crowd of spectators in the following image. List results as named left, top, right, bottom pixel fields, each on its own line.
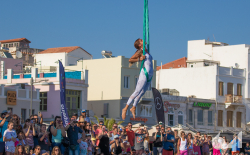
left=0, top=109, right=247, bottom=155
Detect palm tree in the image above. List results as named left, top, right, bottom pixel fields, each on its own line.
left=91, top=115, right=124, bottom=131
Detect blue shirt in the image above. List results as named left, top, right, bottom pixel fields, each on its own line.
left=0, top=120, right=8, bottom=142
left=231, top=139, right=240, bottom=152
left=67, top=126, right=83, bottom=145
left=163, top=134, right=175, bottom=151
left=245, top=146, right=250, bottom=155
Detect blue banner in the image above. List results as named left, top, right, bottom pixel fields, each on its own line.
left=59, top=61, right=69, bottom=127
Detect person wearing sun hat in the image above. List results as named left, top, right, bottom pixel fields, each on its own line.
left=77, top=109, right=90, bottom=123
left=111, top=135, right=124, bottom=155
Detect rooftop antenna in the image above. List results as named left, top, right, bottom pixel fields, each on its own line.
left=213, top=34, right=216, bottom=42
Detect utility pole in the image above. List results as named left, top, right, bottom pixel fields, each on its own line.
left=30, top=77, right=33, bottom=116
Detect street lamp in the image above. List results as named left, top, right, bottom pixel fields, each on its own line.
left=30, top=77, right=49, bottom=116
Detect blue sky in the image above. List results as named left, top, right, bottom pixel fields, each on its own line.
left=1, top=0, right=250, bottom=66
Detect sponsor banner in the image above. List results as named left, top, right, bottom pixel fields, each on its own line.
left=152, top=88, right=165, bottom=125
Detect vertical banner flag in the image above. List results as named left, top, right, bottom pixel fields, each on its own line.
left=152, top=88, right=165, bottom=125
left=59, top=61, right=69, bottom=127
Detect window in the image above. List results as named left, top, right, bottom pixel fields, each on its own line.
left=227, top=111, right=233, bottom=127
left=29, top=109, right=35, bottom=116
left=218, top=110, right=223, bottom=126
left=227, top=83, right=233, bottom=95
left=40, top=92, right=47, bottom=111
left=219, top=82, right=224, bottom=96
left=178, top=111, right=183, bottom=125
left=168, top=114, right=174, bottom=126
left=140, top=105, right=152, bottom=117
left=66, top=90, right=81, bottom=110
left=237, top=84, right=242, bottom=96
left=21, top=109, right=26, bottom=124
left=197, top=110, right=203, bottom=125
left=208, top=111, right=213, bottom=126
left=124, top=76, right=130, bottom=89
left=236, top=112, right=242, bottom=128
left=189, top=109, right=193, bottom=125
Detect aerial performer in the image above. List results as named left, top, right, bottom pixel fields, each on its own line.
left=122, top=0, right=151, bottom=120
left=122, top=38, right=153, bottom=120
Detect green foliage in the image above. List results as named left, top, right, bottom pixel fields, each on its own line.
left=92, top=115, right=124, bottom=131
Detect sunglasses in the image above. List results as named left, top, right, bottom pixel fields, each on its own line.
left=156, top=128, right=160, bottom=130
left=100, top=124, right=104, bottom=125
left=79, top=122, right=84, bottom=123
left=128, top=125, right=132, bottom=127
left=36, top=148, right=41, bottom=150
left=87, top=125, right=90, bottom=126
left=55, top=149, right=59, bottom=151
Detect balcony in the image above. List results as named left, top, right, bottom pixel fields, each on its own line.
left=225, top=94, right=243, bottom=109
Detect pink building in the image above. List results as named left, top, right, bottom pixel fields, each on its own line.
left=0, top=67, right=88, bottom=122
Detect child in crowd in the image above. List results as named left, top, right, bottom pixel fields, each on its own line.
left=144, top=132, right=150, bottom=154
left=86, top=134, right=92, bottom=155
left=38, top=124, right=50, bottom=154
left=3, top=121, right=17, bottom=155
left=14, top=145, right=24, bottom=155
left=16, top=132, right=27, bottom=147
left=51, top=146, right=61, bottom=155
left=33, top=145, right=41, bottom=155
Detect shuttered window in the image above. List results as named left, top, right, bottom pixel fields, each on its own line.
left=218, top=110, right=223, bottom=126
left=236, top=112, right=242, bottom=128
left=227, top=83, right=233, bottom=95
left=208, top=111, right=213, bottom=126
left=219, top=82, right=224, bottom=96
left=197, top=110, right=203, bottom=125
left=189, top=109, right=193, bottom=125
left=227, top=111, right=233, bottom=127
left=237, top=84, right=242, bottom=96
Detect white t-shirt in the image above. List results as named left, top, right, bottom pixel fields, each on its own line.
left=222, top=143, right=228, bottom=150
left=3, top=129, right=17, bottom=147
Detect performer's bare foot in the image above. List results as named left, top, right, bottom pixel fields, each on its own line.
left=122, top=104, right=129, bottom=120
left=130, top=106, right=136, bottom=119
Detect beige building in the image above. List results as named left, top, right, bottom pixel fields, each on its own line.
left=0, top=85, right=40, bottom=124
left=64, top=55, right=157, bottom=125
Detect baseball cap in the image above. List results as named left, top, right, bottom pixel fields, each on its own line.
left=159, top=121, right=163, bottom=125
left=114, top=135, right=119, bottom=139
left=81, top=109, right=86, bottom=113
left=86, top=134, right=91, bottom=137
left=1, top=110, right=7, bottom=114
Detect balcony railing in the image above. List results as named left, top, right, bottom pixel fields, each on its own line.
left=225, top=94, right=242, bottom=103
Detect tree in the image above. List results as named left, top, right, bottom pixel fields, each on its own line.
left=91, top=115, right=124, bottom=131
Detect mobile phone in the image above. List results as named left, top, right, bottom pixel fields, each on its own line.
left=38, top=111, right=41, bottom=116
left=7, top=110, right=11, bottom=113
left=30, top=120, right=33, bottom=124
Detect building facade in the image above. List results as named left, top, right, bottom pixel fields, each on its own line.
left=0, top=85, right=40, bottom=124
left=157, top=57, right=187, bottom=70
left=0, top=66, right=89, bottom=122
left=0, top=38, right=44, bottom=66
left=162, top=95, right=246, bottom=132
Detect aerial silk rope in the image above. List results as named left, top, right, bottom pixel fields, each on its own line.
left=140, top=0, right=152, bottom=82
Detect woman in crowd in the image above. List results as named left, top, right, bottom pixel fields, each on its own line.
left=38, top=124, right=50, bottom=154
left=221, top=137, right=228, bottom=155
left=98, top=126, right=110, bottom=155
left=193, top=135, right=201, bottom=155
left=14, top=145, right=24, bottom=155
left=3, top=121, right=18, bottom=155
left=174, top=130, right=180, bottom=155
left=51, top=146, right=61, bottom=155
left=17, top=132, right=27, bottom=147
left=50, top=116, right=66, bottom=155
left=178, top=131, right=188, bottom=155
left=213, top=138, right=221, bottom=155
left=202, top=134, right=210, bottom=155
left=122, top=141, right=131, bottom=155
left=111, top=135, right=123, bottom=155
left=187, top=133, right=194, bottom=155
left=120, top=127, right=127, bottom=142
left=85, top=123, right=92, bottom=135
left=23, top=119, right=36, bottom=150
left=208, top=136, right=213, bottom=155
left=33, top=145, right=41, bottom=155
left=144, top=132, right=150, bottom=154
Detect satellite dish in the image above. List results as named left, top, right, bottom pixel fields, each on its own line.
left=16, top=51, right=22, bottom=58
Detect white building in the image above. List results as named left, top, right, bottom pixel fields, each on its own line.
left=157, top=39, right=249, bottom=132
left=35, top=46, right=92, bottom=68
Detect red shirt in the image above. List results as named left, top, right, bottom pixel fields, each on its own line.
left=126, top=129, right=135, bottom=147
left=95, top=129, right=102, bottom=146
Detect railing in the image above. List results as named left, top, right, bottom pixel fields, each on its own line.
left=225, top=94, right=242, bottom=103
